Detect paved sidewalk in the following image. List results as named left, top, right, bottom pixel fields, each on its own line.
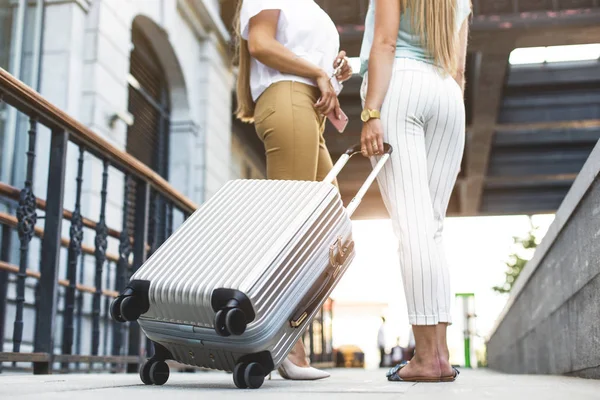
left=2, top=368, right=600, bottom=399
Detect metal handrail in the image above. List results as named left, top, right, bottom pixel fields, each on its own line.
left=0, top=67, right=196, bottom=373
left=0, top=68, right=197, bottom=214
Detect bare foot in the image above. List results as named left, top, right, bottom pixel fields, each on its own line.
left=397, top=356, right=441, bottom=380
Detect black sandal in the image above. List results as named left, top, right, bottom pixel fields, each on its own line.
left=386, top=362, right=459, bottom=383
left=441, top=367, right=460, bottom=382
left=386, top=362, right=444, bottom=383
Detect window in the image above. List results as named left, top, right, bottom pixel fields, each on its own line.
left=509, top=44, right=600, bottom=65
left=0, top=0, right=12, bottom=71
left=126, top=22, right=171, bottom=248
left=126, top=24, right=171, bottom=177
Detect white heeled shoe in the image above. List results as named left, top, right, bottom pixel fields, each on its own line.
left=277, top=358, right=331, bottom=381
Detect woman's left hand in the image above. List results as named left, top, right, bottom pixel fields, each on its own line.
left=334, top=51, right=353, bottom=83
left=361, top=119, right=384, bottom=157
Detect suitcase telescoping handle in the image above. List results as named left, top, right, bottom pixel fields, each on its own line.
left=289, top=143, right=393, bottom=328
left=323, top=143, right=394, bottom=218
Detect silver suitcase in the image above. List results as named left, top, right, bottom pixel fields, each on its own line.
left=110, top=143, right=392, bottom=389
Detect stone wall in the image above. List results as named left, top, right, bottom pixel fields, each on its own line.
left=487, top=140, right=600, bottom=378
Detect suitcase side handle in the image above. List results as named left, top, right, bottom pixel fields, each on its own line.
left=323, top=143, right=393, bottom=218
left=290, top=236, right=354, bottom=328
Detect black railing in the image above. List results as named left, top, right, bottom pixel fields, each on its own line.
left=0, top=67, right=196, bottom=374
left=304, top=298, right=334, bottom=367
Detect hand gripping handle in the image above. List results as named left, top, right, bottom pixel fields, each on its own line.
left=322, top=143, right=393, bottom=218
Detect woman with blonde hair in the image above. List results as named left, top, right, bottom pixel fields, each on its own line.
left=359, top=0, right=471, bottom=382
left=233, top=0, right=352, bottom=380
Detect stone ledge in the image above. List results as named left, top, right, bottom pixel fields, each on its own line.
left=487, top=139, right=600, bottom=340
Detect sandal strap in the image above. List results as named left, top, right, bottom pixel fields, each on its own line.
left=386, top=362, right=408, bottom=378
left=388, top=371, right=404, bottom=382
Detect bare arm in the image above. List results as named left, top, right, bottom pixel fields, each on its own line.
left=453, top=17, right=470, bottom=94
left=247, top=10, right=340, bottom=115
left=247, top=10, right=325, bottom=81
left=361, top=0, right=400, bottom=157
left=363, top=0, right=400, bottom=112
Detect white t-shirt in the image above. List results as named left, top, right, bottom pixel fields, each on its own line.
left=240, top=0, right=341, bottom=102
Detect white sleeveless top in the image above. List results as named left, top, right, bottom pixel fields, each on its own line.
left=240, top=0, right=342, bottom=101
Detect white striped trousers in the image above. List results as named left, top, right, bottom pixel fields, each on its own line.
left=361, top=58, right=466, bottom=325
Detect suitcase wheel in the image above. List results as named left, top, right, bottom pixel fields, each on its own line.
left=110, top=297, right=126, bottom=323
left=139, top=360, right=153, bottom=385
left=140, top=359, right=170, bottom=386
left=111, top=281, right=150, bottom=323
left=215, top=307, right=247, bottom=337
left=120, top=296, right=143, bottom=322
left=233, top=362, right=265, bottom=389
left=233, top=363, right=248, bottom=389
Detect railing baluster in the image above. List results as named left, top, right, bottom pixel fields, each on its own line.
left=113, top=175, right=132, bottom=367
left=103, top=262, right=111, bottom=362
left=166, top=202, right=173, bottom=238
left=0, top=224, right=12, bottom=368
left=145, top=190, right=160, bottom=358
left=0, top=98, right=7, bottom=367
left=320, top=312, right=326, bottom=363
left=13, top=117, right=38, bottom=353
left=92, top=160, right=109, bottom=356
left=149, top=190, right=159, bottom=255
left=61, top=146, right=84, bottom=370
left=33, top=128, right=69, bottom=374
left=34, top=277, right=42, bottom=316
left=158, top=196, right=166, bottom=249
left=74, top=253, right=85, bottom=371
left=127, top=180, right=150, bottom=373
left=308, top=321, right=315, bottom=364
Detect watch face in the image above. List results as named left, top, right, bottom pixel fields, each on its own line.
left=361, top=109, right=369, bottom=122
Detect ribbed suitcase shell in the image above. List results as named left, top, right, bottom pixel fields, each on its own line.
left=132, top=179, right=354, bottom=372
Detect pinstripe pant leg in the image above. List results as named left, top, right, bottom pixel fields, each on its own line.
left=362, top=59, right=466, bottom=326
left=378, top=63, right=440, bottom=326
left=424, top=77, right=466, bottom=324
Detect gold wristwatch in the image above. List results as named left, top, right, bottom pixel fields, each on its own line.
left=361, top=108, right=380, bottom=122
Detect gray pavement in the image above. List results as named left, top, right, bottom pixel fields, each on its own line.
left=2, top=368, right=600, bottom=399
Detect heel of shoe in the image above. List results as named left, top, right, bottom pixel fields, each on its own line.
left=277, top=362, right=290, bottom=380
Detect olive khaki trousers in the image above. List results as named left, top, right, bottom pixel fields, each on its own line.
left=254, top=81, right=336, bottom=186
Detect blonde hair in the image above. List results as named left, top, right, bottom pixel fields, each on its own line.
left=233, top=1, right=255, bottom=123
left=402, top=0, right=461, bottom=76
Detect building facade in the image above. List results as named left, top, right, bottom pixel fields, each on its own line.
left=1, top=0, right=247, bottom=203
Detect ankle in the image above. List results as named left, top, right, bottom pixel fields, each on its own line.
left=438, top=355, right=451, bottom=368
left=412, top=351, right=440, bottom=366
left=400, top=354, right=441, bottom=377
